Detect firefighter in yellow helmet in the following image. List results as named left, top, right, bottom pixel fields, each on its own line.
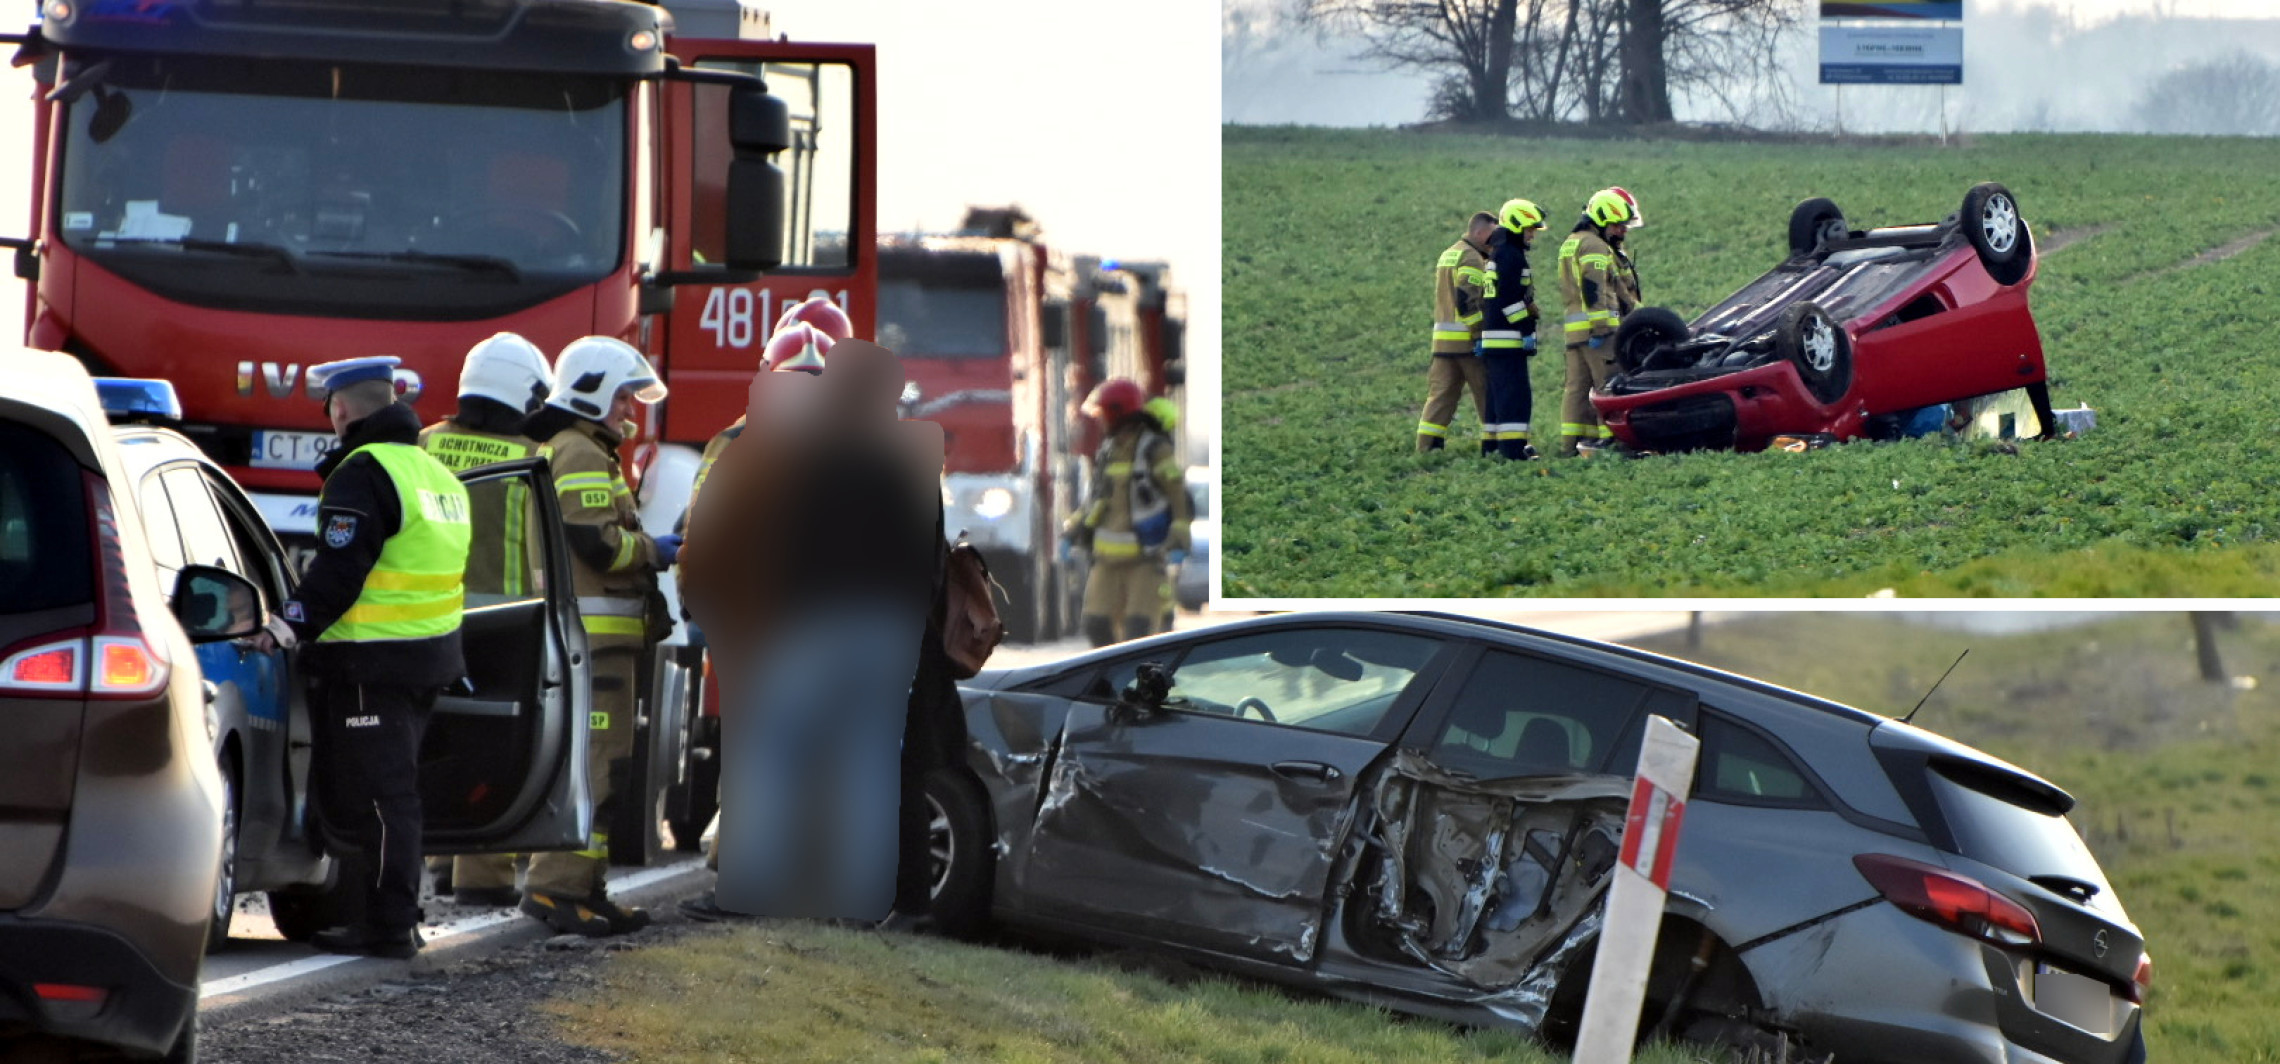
left=1418, top=211, right=1499, bottom=453
left=1482, top=198, right=1547, bottom=460
left=517, top=336, right=676, bottom=936
left=1064, top=380, right=1190, bottom=646
left=413, top=333, right=554, bottom=906
left=1557, top=189, right=1641, bottom=456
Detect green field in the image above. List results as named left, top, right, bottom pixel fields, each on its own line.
left=1630, top=612, right=2280, bottom=1063
left=1222, top=129, right=2280, bottom=596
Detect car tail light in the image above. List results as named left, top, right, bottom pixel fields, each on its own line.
left=1854, top=853, right=2041, bottom=949
left=34, top=983, right=107, bottom=1003
left=0, top=474, right=168, bottom=700
left=2126, top=952, right=2152, bottom=1004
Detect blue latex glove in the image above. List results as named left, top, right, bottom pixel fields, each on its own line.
left=1588, top=336, right=1604, bottom=349
left=1167, top=549, right=1188, bottom=566
left=1522, top=335, right=1538, bottom=354
left=1472, top=340, right=1485, bottom=358
left=654, top=533, right=683, bottom=567
left=1058, top=538, right=1074, bottom=565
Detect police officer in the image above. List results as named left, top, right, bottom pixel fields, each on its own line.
left=515, top=337, right=675, bottom=936
left=417, top=332, right=554, bottom=907
left=254, top=356, right=472, bottom=958
left=1419, top=212, right=1499, bottom=453
left=1064, top=379, right=1189, bottom=647
left=1481, top=199, right=1547, bottom=460
left=1557, top=190, right=1641, bottom=456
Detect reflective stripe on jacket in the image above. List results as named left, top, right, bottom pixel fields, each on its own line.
left=540, top=419, right=659, bottom=649
left=420, top=421, right=540, bottom=601
left=1433, top=238, right=1495, bottom=355
left=1559, top=229, right=1624, bottom=345
left=317, top=443, right=471, bottom=644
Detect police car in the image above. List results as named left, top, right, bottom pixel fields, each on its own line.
left=93, top=378, right=597, bottom=946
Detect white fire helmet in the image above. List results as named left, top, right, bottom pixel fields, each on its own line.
left=458, top=332, right=556, bottom=414
left=547, top=336, right=667, bottom=420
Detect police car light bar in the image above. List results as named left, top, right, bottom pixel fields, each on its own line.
left=91, top=377, right=185, bottom=424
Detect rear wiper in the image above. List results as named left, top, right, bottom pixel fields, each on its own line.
left=2029, top=874, right=2101, bottom=901
left=98, top=236, right=299, bottom=273
left=307, top=249, right=520, bottom=281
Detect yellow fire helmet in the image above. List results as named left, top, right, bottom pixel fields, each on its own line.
left=1499, top=198, right=1547, bottom=234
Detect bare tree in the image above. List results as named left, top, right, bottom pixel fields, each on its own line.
left=2133, top=52, right=2280, bottom=137
left=1306, top=0, right=1805, bottom=126
left=1297, top=0, right=1525, bottom=121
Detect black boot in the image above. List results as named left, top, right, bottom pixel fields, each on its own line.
left=310, top=924, right=422, bottom=960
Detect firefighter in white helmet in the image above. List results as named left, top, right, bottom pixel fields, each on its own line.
left=417, top=332, right=555, bottom=906
left=516, top=336, right=676, bottom=936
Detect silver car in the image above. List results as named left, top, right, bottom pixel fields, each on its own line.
left=914, top=611, right=2147, bottom=1063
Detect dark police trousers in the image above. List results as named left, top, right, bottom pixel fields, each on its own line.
left=312, top=681, right=438, bottom=932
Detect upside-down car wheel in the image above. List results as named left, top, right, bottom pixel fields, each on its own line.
left=1776, top=302, right=1853, bottom=406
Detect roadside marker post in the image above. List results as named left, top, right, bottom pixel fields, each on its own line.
left=1573, top=715, right=1701, bottom=1064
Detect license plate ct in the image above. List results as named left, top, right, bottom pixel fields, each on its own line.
left=251, top=430, right=340, bottom=471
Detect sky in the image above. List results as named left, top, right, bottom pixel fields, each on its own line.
left=0, top=0, right=1222, bottom=445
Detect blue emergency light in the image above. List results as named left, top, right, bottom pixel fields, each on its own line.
left=91, top=377, right=185, bottom=424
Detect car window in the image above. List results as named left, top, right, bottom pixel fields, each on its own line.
left=163, top=466, right=244, bottom=576
left=1696, top=713, right=1821, bottom=806
left=0, top=423, right=94, bottom=614
left=1432, top=651, right=1656, bottom=778
left=203, top=468, right=286, bottom=605
left=1928, top=761, right=2116, bottom=903
left=138, top=471, right=189, bottom=580
left=1161, top=628, right=1440, bottom=738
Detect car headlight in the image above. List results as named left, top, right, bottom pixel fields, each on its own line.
left=976, top=487, right=1015, bottom=520
left=942, top=482, right=954, bottom=509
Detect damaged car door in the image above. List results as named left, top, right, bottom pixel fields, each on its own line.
left=1322, top=648, right=1698, bottom=1017
left=1017, top=626, right=1452, bottom=967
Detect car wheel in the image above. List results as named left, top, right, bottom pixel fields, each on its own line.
left=1776, top=302, right=1853, bottom=406
left=1962, top=182, right=2032, bottom=285
left=204, top=760, right=240, bottom=954
left=1612, top=306, right=1690, bottom=374
left=921, top=768, right=994, bottom=938
left=267, top=869, right=362, bottom=944
left=1788, top=197, right=1848, bottom=257
left=666, top=716, right=721, bottom=853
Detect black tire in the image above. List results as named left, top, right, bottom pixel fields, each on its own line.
left=204, top=760, right=239, bottom=954
left=1612, top=306, right=1690, bottom=374
left=267, top=871, right=361, bottom=943
left=1775, top=302, right=1853, bottom=406
left=610, top=739, right=666, bottom=868
left=665, top=715, right=720, bottom=853
left=1961, top=181, right=2031, bottom=285
left=920, top=768, right=994, bottom=938
left=1788, top=197, right=1848, bottom=257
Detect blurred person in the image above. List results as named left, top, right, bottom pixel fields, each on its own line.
left=252, top=356, right=472, bottom=958
left=678, top=339, right=946, bottom=922
left=1481, top=199, right=1547, bottom=461
left=515, top=337, right=676, bottom=937
left=416, top=332, right=554, bottom=907
left=1557, top=190, right=1641, bottom=456
left=1418, top=211, right=1499, bottom=454
left=1064, top=380, right=1188, bottom=646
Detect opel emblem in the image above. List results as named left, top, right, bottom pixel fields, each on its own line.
left=2092, top=930, right=2110, bottom=959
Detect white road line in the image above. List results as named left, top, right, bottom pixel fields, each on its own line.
left=199, top=862, right=699, bottom=1000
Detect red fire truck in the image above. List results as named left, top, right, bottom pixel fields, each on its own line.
left=7, top=0, right=876, bottom=864
left=880, top=207, right=1089, bottom=643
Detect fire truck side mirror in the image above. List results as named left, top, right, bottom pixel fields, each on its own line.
left=722, top=84, right=788, bottom=272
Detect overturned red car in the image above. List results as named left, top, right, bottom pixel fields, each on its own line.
left=1592, top=183, right=2055, bottom=452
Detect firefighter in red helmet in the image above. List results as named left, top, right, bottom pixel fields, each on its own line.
left=1064, top=378, right=1190, bottom=647
left=776, top=296, right=855, bottom=343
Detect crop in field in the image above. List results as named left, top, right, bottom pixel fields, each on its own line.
left=1223, top=129, right=2280, bottom=597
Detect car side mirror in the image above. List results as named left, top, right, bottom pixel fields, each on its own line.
left=1116, top=661, right=1172, bottom=718
left=171, top=565, right=264, bottom=644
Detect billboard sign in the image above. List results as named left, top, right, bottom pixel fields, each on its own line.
left=1822, top=1, right=1962, bottom=18
left=1820, top=24, right=1963, bottom=85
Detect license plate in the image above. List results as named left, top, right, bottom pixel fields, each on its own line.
left=252, top=430, right=340, bottom=471
left=2032, top=965, right=2118, bottom=1036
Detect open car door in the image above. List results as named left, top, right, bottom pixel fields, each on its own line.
left=419, top=457, right=592, bottom=854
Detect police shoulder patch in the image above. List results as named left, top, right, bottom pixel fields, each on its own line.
left=283, top=601, right=305, bottom=622
left=325, top=514, right=359, bottom=549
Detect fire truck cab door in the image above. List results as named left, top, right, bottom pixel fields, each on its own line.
left=418, top=458, right=593, bottom=855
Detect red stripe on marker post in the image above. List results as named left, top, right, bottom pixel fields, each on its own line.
left=1573, top=715, right=1701, bottom=1064
left=1617, top=777, right=1688, bottom=891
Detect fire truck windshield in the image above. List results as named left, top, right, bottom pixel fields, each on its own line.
left=876, top=279, right=1009, bottom=358
left=55, top=55, right=626, bottom=320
